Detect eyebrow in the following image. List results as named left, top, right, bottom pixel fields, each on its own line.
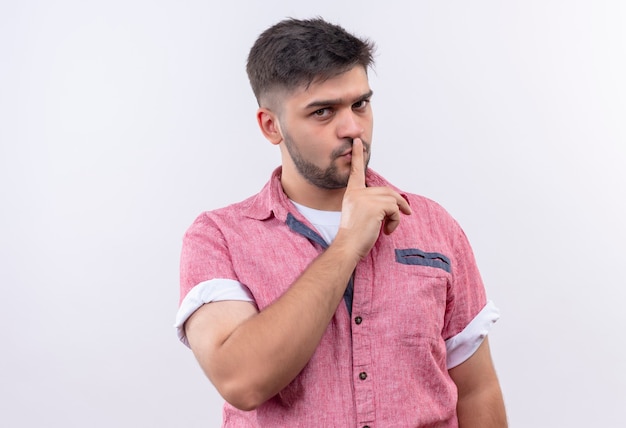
left=304, top=90, right=374, bottom=110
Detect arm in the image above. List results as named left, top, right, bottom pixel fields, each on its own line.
left=185, top=139, right=411, bottom=411
left=448, top=337, right=508, bottom=427
left=185, top=239, right=360, bottom=410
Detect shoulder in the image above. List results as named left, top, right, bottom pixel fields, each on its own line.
left=184, top=192, right=262, bottom=237
left=405, top=192, right=458, bottom=226
left=191, top=168, right=285, bottom=229
left=368, top=169, right=459, bottom=228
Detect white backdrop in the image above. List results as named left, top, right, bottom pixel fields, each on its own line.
left=1, top=1, right=625, bottom=427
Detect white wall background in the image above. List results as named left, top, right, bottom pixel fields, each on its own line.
left=1, top=1, right=624, bottom=427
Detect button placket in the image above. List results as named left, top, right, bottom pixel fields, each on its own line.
left=352, top=260, right=375, bottom=425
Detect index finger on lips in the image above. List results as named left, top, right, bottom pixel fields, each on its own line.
left=347, top=138, right=366, bottom=189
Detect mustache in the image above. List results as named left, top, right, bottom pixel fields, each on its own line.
left=331, top=139, right=370, bottom=160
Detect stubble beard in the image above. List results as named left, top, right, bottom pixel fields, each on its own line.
left=283, top=133, right=371, bottom=190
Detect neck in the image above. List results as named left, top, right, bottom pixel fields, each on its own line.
left=280, top=170, right=345, bottom=211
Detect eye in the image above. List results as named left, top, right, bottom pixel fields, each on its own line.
left=353, top=99, right=370, bottom=110
left=312, top=107, right=332, bottom=118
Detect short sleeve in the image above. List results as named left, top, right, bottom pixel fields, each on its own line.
left=445, top=300, right=500, bottom=368
left=442, top=224, right=489, bottom=343
left=174, top=278, right=255, bottom=347
left=179, top=212, right=240, bottom=304
left=176, top=213, right=256, bottom=346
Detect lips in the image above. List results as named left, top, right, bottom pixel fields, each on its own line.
left=333, top=141, right=368, bottom=160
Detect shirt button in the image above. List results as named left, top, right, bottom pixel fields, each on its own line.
left=355, top=316, right=363, bottom=325
left=359, top=372, right=367, bottom=380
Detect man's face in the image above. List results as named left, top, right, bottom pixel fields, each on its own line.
left=276, top=66, right=374, bottom=189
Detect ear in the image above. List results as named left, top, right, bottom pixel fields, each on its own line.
left=256, top=108, right=283, bottom=146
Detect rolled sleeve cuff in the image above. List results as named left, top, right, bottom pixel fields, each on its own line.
left=445, top=300, right=500, bottom=369
left=174, top=278, right=255, bottom=347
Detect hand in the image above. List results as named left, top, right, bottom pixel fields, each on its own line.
left=337, top=138, right=412, bottom=259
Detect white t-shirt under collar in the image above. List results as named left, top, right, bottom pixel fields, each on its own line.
left=290, top=200, right=341, bottom=245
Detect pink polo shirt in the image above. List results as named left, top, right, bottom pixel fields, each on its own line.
left=177, top=167, right=499, bottom=427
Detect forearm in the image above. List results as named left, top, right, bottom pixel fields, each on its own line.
left=207, top=237, right=360, bottom=409
left=456, top=380, right=507, bottom=427
left=448, top=338, right=507, bottom=427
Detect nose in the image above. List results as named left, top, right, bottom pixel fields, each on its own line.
left=336, top=110, right=364, bottom=140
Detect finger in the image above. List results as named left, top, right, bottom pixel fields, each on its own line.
left=384, top=195, right=411, bottom=234
left=383, top=210, right=401, bottom=235
left=346, top=138, right=366, bottom=189
left=377, top=188, right=412, bottom=216
left=397, top=195, right=412, bottom=215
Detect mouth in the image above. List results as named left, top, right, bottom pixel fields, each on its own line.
left=333, top=142, right=369, bottom=162
left=341, top=146, right=368, bottom=157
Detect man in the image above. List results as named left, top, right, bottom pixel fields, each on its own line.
left=176, top=17, right=507, bottom=427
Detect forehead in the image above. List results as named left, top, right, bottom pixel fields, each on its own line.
left=285, top=66, right=371, bottom=109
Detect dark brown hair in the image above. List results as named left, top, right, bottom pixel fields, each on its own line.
left=246, top=17, right=375, bottom=105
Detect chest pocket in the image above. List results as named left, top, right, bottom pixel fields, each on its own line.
left=395, top=248, right=451, bottom=273
left=377, top=247, right=452, bottom=341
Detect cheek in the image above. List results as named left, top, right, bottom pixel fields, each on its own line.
left=309, top=146, right=330, bottom=164
left=299, top=134, right=327, bottom=159
left=289, top=123, right=336, bottom=163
